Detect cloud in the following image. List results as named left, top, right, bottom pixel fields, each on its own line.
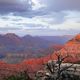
left=0, top=0, right=80, bottom=17
left=0, top=10, right=80, bottom=36
left=0, top=0, right=32, bottom=14
left=0, top=0, right=46, bottom=17
left=31, top=0, right=46, bottom=10
left=39, top=0, right=80, bottom=11
left=0, top=0, right=80, bottom=35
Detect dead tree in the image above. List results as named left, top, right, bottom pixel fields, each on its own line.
left=44, top=52, right=73, bottom=80
left=55, top=53, right=73, bottom=80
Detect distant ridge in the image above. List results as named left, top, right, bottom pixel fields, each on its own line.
left=0, top=33, right=73, bottom=63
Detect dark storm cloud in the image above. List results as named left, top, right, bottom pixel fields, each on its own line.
left=0, top=0, right=47, bottom=17
left=0, top=0, right=80, bottom=17
left=0, top=0, right=32, bottom=14
left=15, top=0, right=80, bottom=17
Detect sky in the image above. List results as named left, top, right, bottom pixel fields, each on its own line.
left=0, top=0, right=80, bottom=36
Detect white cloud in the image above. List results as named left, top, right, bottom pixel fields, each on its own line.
left=0, top=10, right=80, bottom=35
left=32, top=0, right=46, bottom=10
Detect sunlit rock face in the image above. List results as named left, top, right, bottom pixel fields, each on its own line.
left=51, top=34, right=80, bottom=63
